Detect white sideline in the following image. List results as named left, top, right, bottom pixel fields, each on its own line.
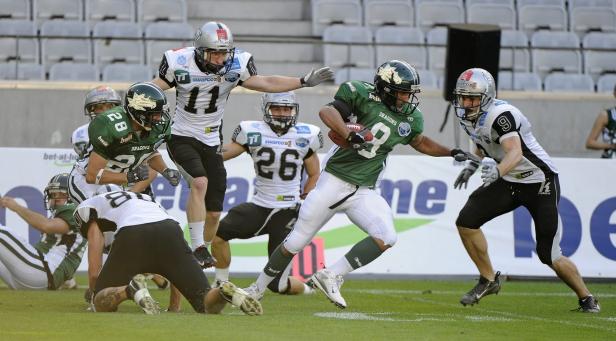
left=348, top=288, right=616, bottom=298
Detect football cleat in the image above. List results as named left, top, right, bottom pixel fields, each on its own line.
left=572, top=295, right=600, bottom=313
left=310, top=269, right=347, bottom=309
left=219, top=281, right=263, bottom=316
left=244, top=282, right=265, bottom=301
left=127, top=274, right=161, bottom=315
left=460, top=271, right=501, bottom=306
left=193, top=245, right=217, bottom=268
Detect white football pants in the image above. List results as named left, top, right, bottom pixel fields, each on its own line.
left=283, top=171, right=397, bottom=254
left=0, top=227, right=48, bottom=289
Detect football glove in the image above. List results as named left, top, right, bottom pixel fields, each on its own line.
left=346, top=129, right=372, bottom=151
left=301, top=67, right=334, bottom=87
left=481, top=160, right=500, bottom=186
left=127, top=164, right=149, bottom=184
left=162, top=168, right=181, bottom=186
left=454, top=160, right=480, bottom=189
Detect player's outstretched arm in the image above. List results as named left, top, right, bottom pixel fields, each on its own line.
left=409, top=134, right=458, bottom=157
left=222, top=142, right=246, bottom=161
left=241, top=67, right=333, bottom=92
left=0, top=197, right=69, bottom=234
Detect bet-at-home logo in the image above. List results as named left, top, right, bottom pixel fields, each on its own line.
left=175, top=70, right=191, bottom=84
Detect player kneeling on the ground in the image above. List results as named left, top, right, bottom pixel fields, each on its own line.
left=0, top=174, right=86, bottom=290
left=75, top=185, right=262, bottom=315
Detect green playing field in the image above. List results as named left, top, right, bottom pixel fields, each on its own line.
left=0, top=276, right=614, bottom=340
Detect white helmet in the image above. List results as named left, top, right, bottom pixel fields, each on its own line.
left=452, top=68, right=496, bottom=121
left=262, top=92, right=299, bottom=134
left=194, top=21, right=235, bottom=75
left=84, top=85, right=121, bottom=120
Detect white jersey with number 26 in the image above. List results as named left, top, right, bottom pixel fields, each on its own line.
left=159, top=47, right=256, bottom=146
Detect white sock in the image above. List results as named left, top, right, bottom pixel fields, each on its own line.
left=327, top=257, right=354, bottom=277
left=302, top=283, right=315, bottom=295
left=188, top=221, right=205, bottom=251
left=256, top=272, right=275, bottom=293
left=215, top=267, right=229, bottom=282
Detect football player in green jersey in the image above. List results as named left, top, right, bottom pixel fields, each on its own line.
left=586, top=84, right=616, bottom=158
left=245, top=60, right=469, bottom=308
left=0, top=173, right=86, bottom=290
left=86, top=82, right=181, bottom=190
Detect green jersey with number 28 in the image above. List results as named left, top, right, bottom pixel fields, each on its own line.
left=325, top=80, right=424, bottom=187
left=88, top=107, right=170, bottom=173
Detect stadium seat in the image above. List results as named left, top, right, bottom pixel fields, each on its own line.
left=0, top=0, right=30, bottom=20
left=544, top=73, right=595, bottom=92
left=417, top=68, right=438, bottom=90
left=498, top=71, right=543, bottom=91
left=145, top=40, right=191, bottom=69
left=364, top=0, right=413, bottom=31
left=0, top=19, right=36, bottom=36
left=334, top=67, right=374, bottom=84
left=102, top=63, right=153, bottom=82
left=144, top=22, right=193, bottom=39
left=426, top=27, right=447, bottom=78
left=323, top=25, right=374, bottom=69
left=40, top=20, right=91, bottom=69
left=415, top=0, right=464, bottom=32
left=0, top=62, right=44, bottom=80
left=570, top=0, right=616, bottom=36
left=597, top=74, right=616, bottom=92
left=375, top=26, right=426, bottom=69
left=0, top=37, right=38, bottom=63
left=312, top=0, right=362, bottom=36
left=93, top=22, right=144, bottom=68
left=500, top=30, right=530, bottom=72
left=583, top=32, right=616, bottom=81
left=467, top=3, right=516, bottom=30
left=530, top=31, right=581, bottom=78
left=137, top=0, right=187, bottom=24
left=85, top=0, right=135, bottom=23
left=517, top=1, right=567, bottom=33
left=49, top=63, right=99, bottom=81
left=33, top=0, right=83, bottom=21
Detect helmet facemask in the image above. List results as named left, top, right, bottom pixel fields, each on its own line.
left=196, top=47, right=235, bottom=75
left=379, top=85, right=420, bottom=116
left=374, top=60, right=421, bottom=116
left=452, top=68, right=496, bottom=122
left=44, top=174, right=70, bottom=211
left=84, top=86, right=121, bottom=120
left=125, top=83, right=171, bottom=131
left=194, top=22, right=236, bottom=76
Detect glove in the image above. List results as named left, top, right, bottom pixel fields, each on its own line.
left=346, top=130, right=372, bottom=151
left=301, top=67, right=334, bottom=87
left=162, top=168, right=181, bottom=186
left=480, top=160, right=500, bottom=186
left=450, top=148, right=481, bottom=163
left=84, top=288, right=93, bottom=303
left=454, top=160, right=479, bottom=189
left=126, top=164, right=149, bottom=184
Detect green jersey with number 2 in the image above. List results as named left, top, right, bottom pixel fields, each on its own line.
left=325, top=81, right=424, bottom=187
left=88, top=107, right=170, bottom=173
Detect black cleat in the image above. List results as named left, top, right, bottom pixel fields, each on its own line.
left=460, top=271, right=501, bottom=306
left=572, top=295, right=600, bottom=313
left=193, top=245, right=217, bottom=268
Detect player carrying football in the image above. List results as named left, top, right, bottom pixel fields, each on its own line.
left=245, top=60, right=468, bottom=308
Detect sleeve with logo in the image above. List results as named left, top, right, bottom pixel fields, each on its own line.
left=158, top=51, right=177, bottom=87
left=308, top=125, right=323, bottom=153
left=231, top=122, right=249, bottom=146
left=88, top=115, right=115, bottom=159
left=492, top=110, right=519, bottom=143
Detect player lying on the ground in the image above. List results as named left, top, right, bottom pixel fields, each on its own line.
left=0, top=173, right=86, bottom=290
left=75, top=184, right=262, bottom=315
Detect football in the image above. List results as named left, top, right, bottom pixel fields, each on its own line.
left=328, top=122, right=373, bottom=148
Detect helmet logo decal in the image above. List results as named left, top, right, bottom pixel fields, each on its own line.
left=378, top=65, right=402, bottom=84
left=216, top=28, right=228, bottom=41
left=127, top=93, right=157, bottom=111
left=461, top=69, right=474, bottom=81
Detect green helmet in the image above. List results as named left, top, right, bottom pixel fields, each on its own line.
left=44, top=173, right=70, bottom=211
left=124, top=82, right=170, bottom=131
left=374, top=60, right=421, bottom=115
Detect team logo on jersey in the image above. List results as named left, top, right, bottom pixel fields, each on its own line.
left=265, top=139, right=292, bottom=147
left=295, top=137, right=309, bottom=148
left=295, top=125, right=311, bottom=134
left=174, top=70, right=191, bottom=84
left=230, top=57, right=241, bottom=70
left=224, top=71, right=240, bottom=82
left=177, top=55, right=187, bottom=65
left=97, top=136, right=109, bottom=147
left=398, top=122, right=411, bottom=137
left=119, top=133, right=133, bottom=144
left=247, top=132, right=262, bottom=146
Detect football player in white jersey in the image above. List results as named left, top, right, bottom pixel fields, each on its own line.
left=452, top=68, right=599, bottom=313
left=76, top=185, right=262, bottom=315
left=212, top=92, right=321, bottom=297
left=152, top=21, right=333, bottom=268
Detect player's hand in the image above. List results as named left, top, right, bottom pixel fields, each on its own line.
left=162, top=168, right=181, bottom=186
left=454, top=161, right=479, bottom=189
left=346, top=129, right=372, bottom=151
left=480, top=160, right=500, bottom=186
left=450, top=148, right=480, bottom=163
left=0, top=196, right=18, bottom=210
left=127, top=164, right=149, bottom=184
left=302, top=67, right=334, bottom=87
